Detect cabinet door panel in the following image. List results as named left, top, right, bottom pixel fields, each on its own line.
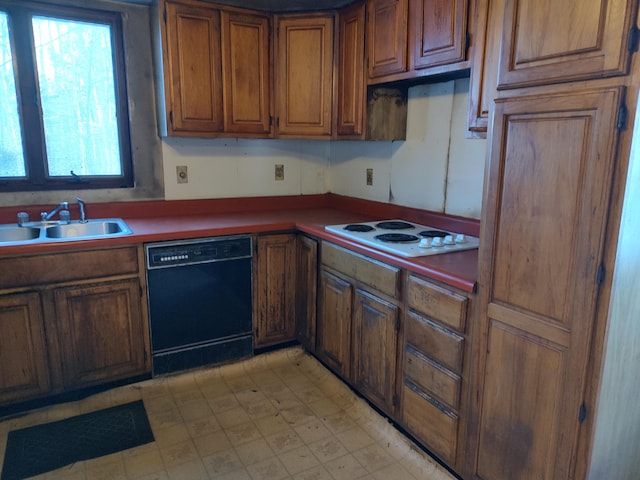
left=367, top=0, right=408, bottom=78
left=165, top=3, right=223, bottom=133
left=409, top=0, right=467, bottom=70
left=352, top=289, right=398, bottom=414
left=55, top=279, right=147, bottom=388
left=407, top=274, right=467, bottom=332
left=0, top=293, right=50, bottom=404
left=403, top=382, right=458, bottom=464
left=317, top=270, right=352, bottom=379
left=404, top=345, right=461, bottom=409
left=498, top=0, right=636, bottom=88
left=406, top=311, right=464, bottom=374
left=337, top=3, right=366, bottom=137
left=255, top=234, right=297, bottom=348
left=221, top=11, right=271, bottom=134
left=477, top=321, right=565, bottom=480
left=467, top=0, right=504, bottom=135
left=474, top=87, right=622, bottom=479
left=296, top=236, right=318, bottom=352
left=276, top=15, right=334, bottom=136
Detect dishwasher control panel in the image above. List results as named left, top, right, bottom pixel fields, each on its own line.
left=146, top=235, right=252, bottom=269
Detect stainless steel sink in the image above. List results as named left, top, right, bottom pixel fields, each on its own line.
left=45, top=219, right=132, bottom=239
left=0, top=218, right=132, bottom=245
left=0, top=225, right=41, bottom=242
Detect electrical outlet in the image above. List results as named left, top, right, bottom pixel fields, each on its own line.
left=176, top=165, right=188, bottom=184
left=275, top=164, right=284, bottom=181
left=366, top=168, right=373, bottom=186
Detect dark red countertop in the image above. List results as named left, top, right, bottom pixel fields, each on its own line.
left=0, top=194, right=479, bottom=292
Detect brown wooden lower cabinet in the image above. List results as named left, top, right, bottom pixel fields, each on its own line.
left=254, top=233, right=297, bottom=348
left=401, top=273, right=470, bottom=472
left=0, top=246, right=150, bottom=407
left=403, top=380, right=459, bottom=463
left=352, top=288, right=399, bottom=415
left=0, top=292, right=50, bottom=404
left=317, top=241, right=403, bottom=416
left=295, top=235, right=318, bottom=352
left=54, top=279, right=148, bottom=389
left=315, top=242, right=473, bottom=466
left=316, top=268, right=353, bottom=380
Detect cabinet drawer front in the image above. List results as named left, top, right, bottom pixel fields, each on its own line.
left=1, top=247, right=140, bottom=289
left=407, top=274, right=467, bottom=331
left=403, top=381, right=458, bottom=464
left=405, top=311, right=464, bottom=373
left=404, top=345, right=460, bottom=409
left=322, top=242, right=399, bottom=297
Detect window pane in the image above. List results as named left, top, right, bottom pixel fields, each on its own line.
left=0, top=11, right=26, bottom=177
left=32, top=16, right=122, bottom=177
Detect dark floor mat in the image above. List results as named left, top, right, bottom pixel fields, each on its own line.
left=1, top=399, right=154, bottom=480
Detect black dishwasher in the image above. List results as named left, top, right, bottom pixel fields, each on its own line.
left=145, top=235, right=253, bottom=375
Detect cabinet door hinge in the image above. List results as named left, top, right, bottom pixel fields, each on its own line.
left=464, top=31, right=470, bottom=52
left=169, top=110, right=174, bottom=125
left=596, top=263, right=606, bottom=285
left=617, top=100, right=628, bottom=131
left=579, top=402, right=587, bottom=423
left=144, top=350, right=148, bottom=361
left=163, top=7, right=167, bottom=23
left=395, top=315, right=401, bottom=332
left=139, top=285, right=143, bottom=298
left=392, top=394, right=399, bottom=407
left=628, top=24, right=639, bottom=52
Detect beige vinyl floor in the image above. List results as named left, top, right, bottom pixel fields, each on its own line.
left=0, top=347, right=456, bottom=480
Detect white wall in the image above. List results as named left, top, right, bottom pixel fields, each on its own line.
left=162, top=138, right=330, bottom=199
left=160, top=78, right=487, bottom=219
left=329, top=78, right=486, bottom=219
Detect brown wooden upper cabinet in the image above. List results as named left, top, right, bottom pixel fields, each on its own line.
left=161, top=1, right=271, bottom=137
left=467, top=0, right=636, bottom=136
left=367, top=0, right=409, bottom=79
left=497, top=0, right=637, bottom=88
left=162, top=2, right=224, bottom=135
left=466, top=0, right=503, bottom=136
left=221, top=11, right=272, bottom=135
left=409, top=0, right=468, bottom=70
left=366, top=0, right=469, bottom=83
left=337, top=2, right=367, bottom=138
left=275, top=14, right=335, bottom=138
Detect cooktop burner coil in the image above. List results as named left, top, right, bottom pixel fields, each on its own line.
left=374, top=233, right=419, bottom=243
left=418, top=230, right=450, bottom=238
left=375, top=221, right=414, bottom=230
left=343, top=224, right=375, bottom=232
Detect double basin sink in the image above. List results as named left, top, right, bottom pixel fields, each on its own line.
left=0, top=218, right=132, bottom=245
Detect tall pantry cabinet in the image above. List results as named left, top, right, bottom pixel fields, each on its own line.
left=467, top=0, right=640, bottom=479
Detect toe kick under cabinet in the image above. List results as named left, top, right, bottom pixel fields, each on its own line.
left=0, top=247, right=150, bottom=407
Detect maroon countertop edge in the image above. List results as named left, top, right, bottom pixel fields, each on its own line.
left=0, top=194, right=479, bottom=292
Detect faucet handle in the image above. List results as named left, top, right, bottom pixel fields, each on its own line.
left=17, top=212, right=29, bottom=226
left=76, top=197, right=87, bottom=223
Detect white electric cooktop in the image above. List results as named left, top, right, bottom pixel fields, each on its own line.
left=324, top=219, right=479, bottom=258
